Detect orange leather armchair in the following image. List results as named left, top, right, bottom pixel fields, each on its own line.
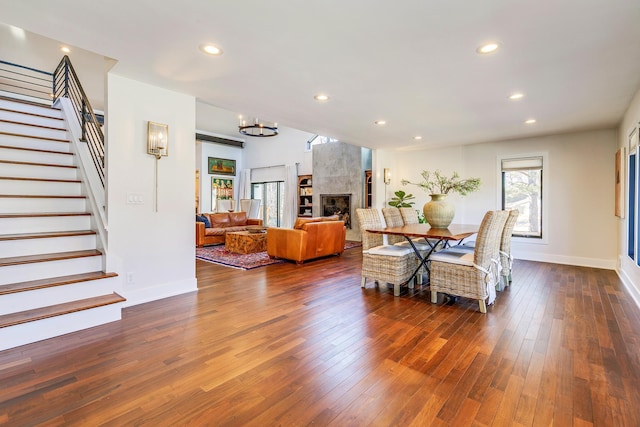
left=267, top=218, right=346, bottom=264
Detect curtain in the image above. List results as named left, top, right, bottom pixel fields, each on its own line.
left=282, top=164, right=298, bottom=228
left=238, top=169, right=251, bottom=199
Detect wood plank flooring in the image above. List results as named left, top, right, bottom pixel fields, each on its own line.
left=1, top=249, right=639, bottom=426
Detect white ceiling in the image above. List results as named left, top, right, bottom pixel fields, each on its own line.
left=2, top=0, right=640, bottom=150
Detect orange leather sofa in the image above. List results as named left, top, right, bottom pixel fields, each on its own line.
left=196, top=212, right=263, bottom=247
left=266, top=216, right=346, bottom=264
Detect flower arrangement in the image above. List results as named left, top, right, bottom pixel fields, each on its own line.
left=401, top=170, right=481, bottom=195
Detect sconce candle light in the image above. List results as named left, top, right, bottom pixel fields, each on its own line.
left=384, top=168, right=391, bottom=185
left=147, top=121, right=169, bottom=159
left=147, top=121, right=168, bottom=212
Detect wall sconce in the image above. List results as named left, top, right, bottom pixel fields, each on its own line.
left=384, top=168, right=391, bottom=185
left=148, top=121, right=168, bottom=212
left=147, top=121, right=168, bottom=159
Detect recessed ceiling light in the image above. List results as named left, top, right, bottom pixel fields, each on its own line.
left=375, top=120, right=386, bottom=125
left=314, top=94, right=329, bottom=101
left=509, top=92, right=524, bottom=100
left=200, top=44, right=223, bottom=56
left=61, top=46, right=71, bottom=53
left=476, top=42, right=499, bottom=54
left=413, top=136, right=422, bottom=140
left=525, top=119, right=536, bottom=124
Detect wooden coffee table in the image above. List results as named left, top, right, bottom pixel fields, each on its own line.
left=225, top=231, right=267, bottom=254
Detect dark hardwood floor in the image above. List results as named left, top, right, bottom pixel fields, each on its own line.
left=1, top=248, right=639, bottom=426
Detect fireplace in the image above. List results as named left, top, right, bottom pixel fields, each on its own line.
left=320, top=194, right=351, bottom=229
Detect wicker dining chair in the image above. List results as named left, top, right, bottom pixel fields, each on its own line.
left=498, top=209, right=519, bottom=288
left=429, top=210, right=508, bottom=313
left=355, top=208, right=417, bottom=296
left=382, top=207, right=430, bottom=285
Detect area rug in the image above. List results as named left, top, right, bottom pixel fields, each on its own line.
left=196, top=240, right=362, bottom=270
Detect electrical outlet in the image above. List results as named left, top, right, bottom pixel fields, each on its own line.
left=126, top=272, right=134, bottom=284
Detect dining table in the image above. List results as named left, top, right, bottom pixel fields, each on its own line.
left=366, top=223, right=480, bottom=284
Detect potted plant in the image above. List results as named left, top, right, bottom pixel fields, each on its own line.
left=401, top=170, right=481, bottom=228
left=388, top=190, right=415, bottom=208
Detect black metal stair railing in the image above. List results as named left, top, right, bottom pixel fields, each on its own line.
left=53, top=55, right=105, bottom=187
left=0, top=59, right=53, bottom=103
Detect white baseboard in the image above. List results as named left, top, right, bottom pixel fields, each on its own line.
left=617, top=268, right=640, bottom=310
left=121, top=277, right=198, bottom=307
left=514, top=252, right=616, bottom=270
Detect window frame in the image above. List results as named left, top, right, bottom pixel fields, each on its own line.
left=627, top=125, right=639, bottom=267
left=497, top=152, right=549, bottom=245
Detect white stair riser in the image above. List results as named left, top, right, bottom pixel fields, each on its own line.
left=0, top=234, right=96, bottom=258
left=0, top=179, right=82, bottom=196
left=0, top=303, right=123, bottom=351
left=0, top=100, right=62, bottom=119
left=0, top=133, right=70, bottom=152
left=0, top=215, right=91, bottom=234
left=0, top=110, right=64, bottom=128
left=0, top=121, right=68, bottom=140
left=0, top=256, right=102, bottom=286
left=0, top=147, right=75, bottom=166
left=0, top=162, right=78, bottom=180
left=0, top=197, right=86, bottom=213
left=0, top=275, right=116, bottom=315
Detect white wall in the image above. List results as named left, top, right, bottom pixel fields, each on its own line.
left=106, top=74, right=197, bottom=306
left=243, top=126, right=314, bottom=175
left=197, top=140, right=243, bottom=213
left=377, top=128, right=617, bottom=269
left=618, top=87, right=640, bottom=306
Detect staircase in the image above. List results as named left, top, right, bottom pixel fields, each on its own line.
left=0, top=95, right=124, bottom=351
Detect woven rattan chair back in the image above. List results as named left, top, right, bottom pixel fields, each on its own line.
left=399, top=208, right=419, bottom=225
left=382, top=208, right=405, bottom=245
left=356, top=208, right=384, bottom=250
left=473, top=210, right=508, bottom=268
left=500, top=209, right=519, bottom=275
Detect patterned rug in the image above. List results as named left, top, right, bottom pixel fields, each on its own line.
left=196, top=240, right=362, bottom=270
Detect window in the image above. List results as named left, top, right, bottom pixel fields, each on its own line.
left=501, top=156, right=543, bottom=238
left=252, top=181, right=284, bottom=227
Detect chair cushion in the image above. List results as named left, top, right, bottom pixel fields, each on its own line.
left=430, top=249, right=474, bottom=266
left=395, top=241, right=431, bottom=251
left=365, top=245, right=412, bottom=257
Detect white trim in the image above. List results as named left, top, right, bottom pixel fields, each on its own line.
left=513, top=253, right=615, bottom=270
left=617, top=266, right=640, bottom=310
left=496, top=151, right=549, bottom=245
left=121, top=278, right=197, bottom=307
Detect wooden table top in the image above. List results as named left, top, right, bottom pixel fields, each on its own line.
left=366, top=223, right=479, bottom=241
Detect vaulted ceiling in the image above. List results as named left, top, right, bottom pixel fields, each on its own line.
left=2, top=0, right=640, bottom=150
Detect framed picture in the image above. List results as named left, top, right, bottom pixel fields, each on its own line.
left=208, top=157, right=236, bottom=175
left=615, top=147, right=624, bottom=218
left=212, top=178, right=234, bottom=210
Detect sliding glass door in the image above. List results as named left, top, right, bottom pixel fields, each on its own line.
left=252, top=181, right=284, bottom=227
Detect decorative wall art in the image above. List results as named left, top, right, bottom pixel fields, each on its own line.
left=208, top=157, right=236, bottom=175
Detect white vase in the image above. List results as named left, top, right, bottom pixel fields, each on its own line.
left=423, top=194, right=454, bottom=228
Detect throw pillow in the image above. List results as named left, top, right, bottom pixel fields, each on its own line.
left=196, top=214, right=211, bottom=228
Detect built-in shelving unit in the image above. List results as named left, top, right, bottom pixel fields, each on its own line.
left=298, top=174, right=313, bottom=217
left=365, top=170, right=372, bottom=208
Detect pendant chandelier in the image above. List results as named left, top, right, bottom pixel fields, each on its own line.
left=238, top=116, right=278, bottom=137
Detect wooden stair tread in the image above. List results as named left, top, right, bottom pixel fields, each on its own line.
left=0, top=144, right=73, bottom=155
left=0, top=194, right=86, bottom=199
left=0, top=292, right=125, bottom=328
left=0, top=230, right=96, bottom=241
left=0, top=271, right=117, bottom=296
left=0, top=118, right=66, bottom=131
left=0, top=249, right=102, bottom=267
left=0, top=131, right=69, bottom=143
left=0, top=212, right=90, bottom=218
left=0, top=95, right=59, bottom=110
left=0, top=159, right=77, bottom=168
left=0, top=107, right=64, bottom=121
left=0, top=176, right=81, bottom=183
